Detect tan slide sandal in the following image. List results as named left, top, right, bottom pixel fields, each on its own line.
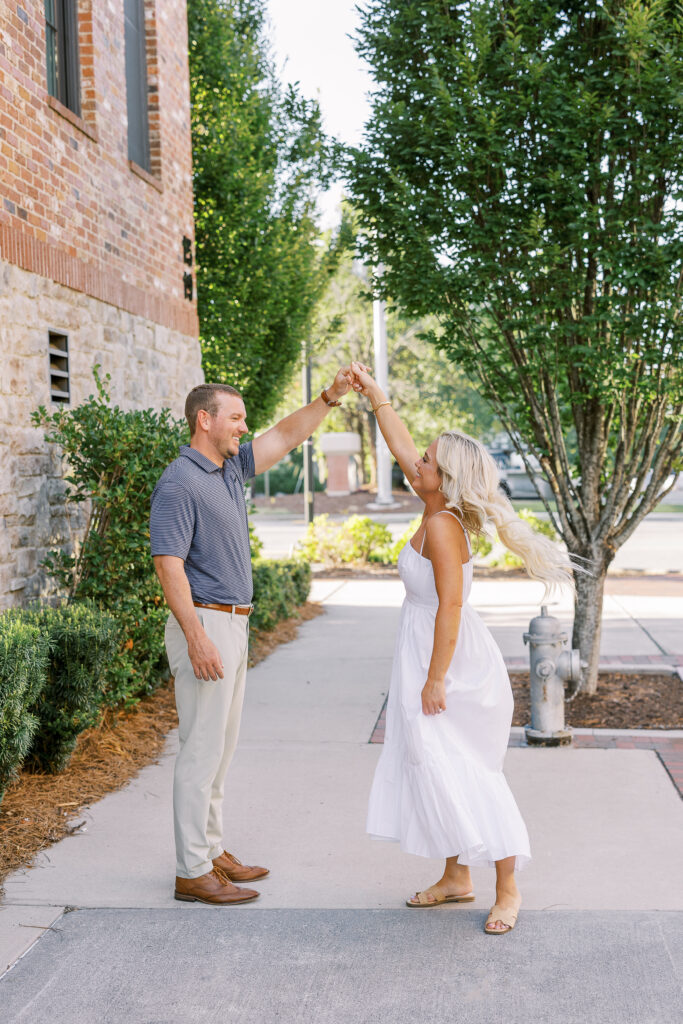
left=484, top=904, right=519, bottom=934
left=406, top=886, right=476, bottom=908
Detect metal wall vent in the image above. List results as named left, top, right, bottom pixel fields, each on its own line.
left=49, top=332, right=71, bottom=404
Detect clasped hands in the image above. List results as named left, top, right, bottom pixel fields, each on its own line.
left=327, top=362, right=377, bottom=402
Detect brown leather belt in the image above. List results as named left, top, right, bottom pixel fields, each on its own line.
left=193, top=601, right=253, bottom=617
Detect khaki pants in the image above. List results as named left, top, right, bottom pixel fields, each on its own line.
left=165, top=608, right=249, bottom=879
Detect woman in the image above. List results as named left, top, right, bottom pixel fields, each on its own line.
left=351, top=362, right=574, bottom=935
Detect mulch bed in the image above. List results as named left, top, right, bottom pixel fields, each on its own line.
left=0, top=602, right=323, bottom=888
left=510, top=672, right=683, bottom=730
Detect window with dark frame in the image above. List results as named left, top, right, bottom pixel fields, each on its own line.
left=124, top=0, right=151, bottom=171
left=44, top=0, right=81, bottom=116
left=48, top=332, right=70, bottom=405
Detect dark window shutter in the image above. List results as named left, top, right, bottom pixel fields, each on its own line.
left=45, top=0, right=81, bottom=115
left=45, top=0, right=58, bottom=96
left=124, top=0, right=150, bottom=170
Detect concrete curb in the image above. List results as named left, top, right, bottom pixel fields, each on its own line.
left=509, top=725, right=683, bottom=739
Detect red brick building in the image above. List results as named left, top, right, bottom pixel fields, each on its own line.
left=0, top=0, right=203, bottom=606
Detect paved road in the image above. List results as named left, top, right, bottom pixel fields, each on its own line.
left=252, top=509, right=683, bottom=574
left=2, top=909, right=681, bottom=1024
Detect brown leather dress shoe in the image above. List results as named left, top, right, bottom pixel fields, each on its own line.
left=174, top=869, right=259, bottom=905
left=212, top=850, right=270, bottom=882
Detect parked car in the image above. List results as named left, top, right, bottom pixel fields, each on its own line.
left=487, top=444, right=554, bottom=501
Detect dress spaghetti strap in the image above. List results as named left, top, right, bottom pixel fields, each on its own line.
left=432, top=509, right=472, bottom=557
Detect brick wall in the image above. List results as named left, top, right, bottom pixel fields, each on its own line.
left=0, top=0, right=204, bottom=608
left=0, top=262, right=202, bottom=609
left=0, top=0, right=198, bottom=335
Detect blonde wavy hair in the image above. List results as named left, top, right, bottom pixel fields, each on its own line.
left=435, top=430, right=575, bottom=589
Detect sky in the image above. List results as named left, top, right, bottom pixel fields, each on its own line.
left=265, top=0, right=374, bottom=225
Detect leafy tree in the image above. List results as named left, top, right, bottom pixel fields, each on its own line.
left=314, top=252, right=500, bottom=481
left=189, top=0, right=343, bottom=430
left=347, top=0, right=683, bottom=692
left=263, top=249, right=499, bottom=485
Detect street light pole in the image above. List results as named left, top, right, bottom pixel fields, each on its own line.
left=372, top=293, right=395, bottom=507
left=301, top=350, right=314, bottom=525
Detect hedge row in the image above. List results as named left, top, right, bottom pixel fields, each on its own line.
left=251, top=558, right=311, bottom=632
left=0, top=602, right=119, bottom=799
left=0, top=559, right=312, bottom=804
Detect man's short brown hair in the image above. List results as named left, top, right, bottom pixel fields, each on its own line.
left=185, top=383, right=243, bottom=434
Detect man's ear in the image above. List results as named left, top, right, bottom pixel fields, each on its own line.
left=196, top=408, right=211, bottom=433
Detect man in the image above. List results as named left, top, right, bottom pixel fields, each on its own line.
left=150, top=370, right=352, bottom=905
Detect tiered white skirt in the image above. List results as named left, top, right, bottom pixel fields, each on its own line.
left=367, top=598, right=531, bottom=870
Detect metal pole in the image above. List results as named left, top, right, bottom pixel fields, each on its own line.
left=373, top=295, right=394, bottom=506
left=302, top=355, right=314, bottom=525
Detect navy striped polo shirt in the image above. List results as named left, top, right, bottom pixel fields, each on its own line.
left=150, top=443, right=256, bottom=605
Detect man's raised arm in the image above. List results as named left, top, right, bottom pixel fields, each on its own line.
left=251, top=366, right=352, bottom=475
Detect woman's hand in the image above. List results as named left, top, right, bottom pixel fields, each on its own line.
left=350, top=362, right=379, bottom=398
left=421, top=677, right=447, bottom=716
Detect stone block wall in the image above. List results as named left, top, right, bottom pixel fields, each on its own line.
left=0, top=260, right=202, bottom=609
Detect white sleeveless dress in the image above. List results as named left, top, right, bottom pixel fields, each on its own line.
left=366, top=511, right=531, bottom=869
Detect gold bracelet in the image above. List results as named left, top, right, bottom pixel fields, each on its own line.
left=372, top=401, right=391, bottom=414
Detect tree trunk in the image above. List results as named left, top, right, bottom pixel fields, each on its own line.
left=571, top=565, right=608, bottom=696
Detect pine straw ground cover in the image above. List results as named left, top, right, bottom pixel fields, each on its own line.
left=0, top=602, right=323, bottom=887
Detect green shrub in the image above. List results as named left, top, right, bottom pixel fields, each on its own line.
left=518, top=508, right=558, bottom=540
left=32, top=369, right=188, bottom=704
left=249, top=522, right=264, bottom=559
left=298, top=514, right=395, bottom=566
left=471, top=532, right=493, bottom=559
left=251, top=449, right=325, bottom=495
left=296, top=510, right=553, bottom=569
left=251, top=558, right=311, bottom=632
left=26, top=604, right=119, bottom=772
left=344, top=516, right=394, bottom=562
left=0, top=618, right=49, bottom=801
left=286, top=559, right=312, bottom=606
left=102, top=597, right=172, bottom=708
left=387, top=515, right=423, bottom=563
left=297, top=514, right=342, bottom=565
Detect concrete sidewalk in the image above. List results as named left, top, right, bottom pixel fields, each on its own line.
left=1, top=579, right=682, bottom=1022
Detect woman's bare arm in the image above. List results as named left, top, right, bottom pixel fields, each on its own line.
left=350, top=362, right=420, bottom=483
left=421, top=515, right=465, bottom=715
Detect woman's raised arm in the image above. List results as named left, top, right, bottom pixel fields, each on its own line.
left=351, top=362, right=420, bottom=485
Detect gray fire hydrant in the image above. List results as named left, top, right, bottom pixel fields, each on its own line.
left=523, top=606, right=582, bottom=746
